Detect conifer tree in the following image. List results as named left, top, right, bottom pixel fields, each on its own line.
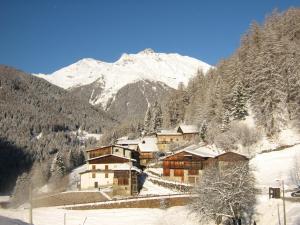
left=231, top=81, right=248, bottom=120
left=199, top=120, right=208, bottom=141
left=150, top=101, right=163, bottom=133
left=220, top=110, right=230, bottom=132
left=143, top=105, right=152, bottom=134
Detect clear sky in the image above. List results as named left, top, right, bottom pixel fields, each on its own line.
left=0, top=0, right=299, bottom=74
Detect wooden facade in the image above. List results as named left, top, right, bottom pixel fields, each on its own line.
left=86, top=145, right=140, bottom=166
left=162, top=149, right=249, bottom=184
left=113, top=170, right=139, bottom=196
left=163, top=151, right=213, bottom=184
left=215, top=152, right=249, bottom=170
left=80, top=144, right=141, bottom=195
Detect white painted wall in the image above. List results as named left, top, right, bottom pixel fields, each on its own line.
left=80, top=171, right=114, bottom=189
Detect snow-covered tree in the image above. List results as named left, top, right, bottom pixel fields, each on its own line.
left=231, top=81, right=248, bottom=120
left=150, top=101, right=163, bottom=133
left=190, top=163, right=256, bottom=225
left=291, top=153, right=300, bottom=188
left=143, top=105, right=152, bottom=134
left=220, top=110, right=230, bottom=132
left=199, top=120, right=208, bottom=141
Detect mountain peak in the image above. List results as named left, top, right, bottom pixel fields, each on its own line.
left=35, top=51, right=212, bottom=108
left=138, top=48, right=155, bottom=55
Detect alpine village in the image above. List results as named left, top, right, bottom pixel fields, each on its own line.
left=1, top=3, right=300, bottom=225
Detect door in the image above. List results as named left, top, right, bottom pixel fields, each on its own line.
left=94, top=182, right=98, bottom=188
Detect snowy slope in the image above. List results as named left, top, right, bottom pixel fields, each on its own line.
left=250, top=144, right=300, bottom=190
left=35, top=49, right=211, bottom=108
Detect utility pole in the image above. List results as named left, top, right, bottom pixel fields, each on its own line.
left=29, top=184, right=33, bottom=225
left=282, top=180, right=287, bottom=225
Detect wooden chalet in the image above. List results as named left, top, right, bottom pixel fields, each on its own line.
left=162, top=144, right=249, bottom=184
left=214, top=152, right=249, bottom=170
left=156, top=125, right=199, bottom=151
left=156, top=129, right=183, bottom=151
left=162, top=145, right=218, bottom=184
left=137, top=136, right=159, bottom=166
left=86, top=144, right=140, bottom=166
left=177, top=125, right=199, bottom=141
left=116, top=138, right=140, bottom=151
left=80, top=154, right=140, bottom=195
left=80, top=145, right=141, bottom=196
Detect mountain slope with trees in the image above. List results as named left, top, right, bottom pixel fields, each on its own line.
left=0, top=65, right=116, bottom=194
left=163, top=8, right=300, bottom=150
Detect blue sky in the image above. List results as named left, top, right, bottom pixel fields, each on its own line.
left=0, top=0, right=299, bottom=74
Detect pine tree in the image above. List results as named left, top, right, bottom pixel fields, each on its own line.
left=143, top=105, right=152, bottom=134
left=220, top=110, right=230, bottom=132
left=199, top=120, right=207, bottom=141
left=151, top=101, right=163, bottom=133
left=231, top=81, right=248, bottom=120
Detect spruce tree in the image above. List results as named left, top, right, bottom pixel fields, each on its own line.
left=199, top=120, right=208, bottom=141
left=144, top=105, right=152, bottom=134
left=231, top=81, right=248, bottom=120
left=220, top=110, right=230, bottom=132
left=150, top=101, right=163, bottom=133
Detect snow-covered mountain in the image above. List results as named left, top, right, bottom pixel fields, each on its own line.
left=35, top=49, right=211, bottom=109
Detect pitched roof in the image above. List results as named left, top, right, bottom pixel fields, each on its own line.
left=87, top=154, right=136, bottom=162
left=116, top=138, right=140, bottom=145
left=86, top=144, right=136, bottom=152
left=156, top=129, right=181, bottom=136
left=163, top=144, right=219, bottom=159
left=215, top=151, right=249, bottom=159
left=138, top=137, right=159, bottom=152
left=180, top=144, right=219, bottom=157
left=177, top=125, right=199, bottom=134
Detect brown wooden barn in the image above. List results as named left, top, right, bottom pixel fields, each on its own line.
left=177, top=125, right=199, bottom=141
left=215, top=152, right=249, bottom=170
left=162, top=145, right=218, bottom=184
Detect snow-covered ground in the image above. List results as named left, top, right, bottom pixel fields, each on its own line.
left=2, top=142, right=300, bottom=225
left=139, top=179, right=178, bottom=196
left=68, top=164, right=87, bottom=191
left=250, top=144, right=300, bottom=190
left=0, top=206, right=197, bottom=225
left=250, top=144, right=300, bottom=225
left=254, top=195, right=300, bottom=225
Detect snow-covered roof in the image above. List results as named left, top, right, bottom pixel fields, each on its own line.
left=182, top=144, right=219, bottom=157
left=177, top=125, right=198, bottom=134
left=138, top=137, right=159, bottom=152
left=116, top=139, right=140, bottom=145
left=86, top=144, right=136, bottom=152
left=87, top=154, right=136, bottom=162
left=163, top=144, right=219, bottom=159
left=156, top=129, right=181, bottom=136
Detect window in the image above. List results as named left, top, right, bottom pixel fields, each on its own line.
left=105, top=165, right=109, bottom=170
left=170, top=138, right=173, bottom=142
left=105, top=173, right=108, bottom=178
left=92, top=173, right=96, bottom=178
left=118, top=178, right=129, bottom=185
left=174, top=169, right=184, bottom=177
left=92, top=165, right=96, bottom=170
left=94, top=182, right=98, bottom=188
